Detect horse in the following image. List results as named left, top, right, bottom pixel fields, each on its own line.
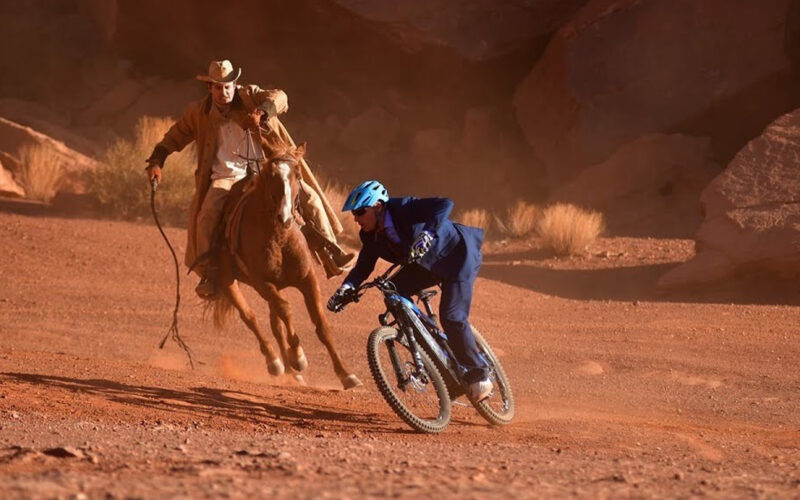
left=209, top=120, right=361, bottom=390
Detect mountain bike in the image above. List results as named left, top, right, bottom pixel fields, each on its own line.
left=333, top=263, right=514, bottom=433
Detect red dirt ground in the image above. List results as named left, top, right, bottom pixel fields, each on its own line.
left=1, top=206, right=799, bottom=498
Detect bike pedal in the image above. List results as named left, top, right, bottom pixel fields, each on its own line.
left=452, top=400, right=470, bottom=407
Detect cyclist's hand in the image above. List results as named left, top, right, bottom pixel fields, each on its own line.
left=409, top=230, right=434, bottom=262
left=327, top=283, right=355, bottom=312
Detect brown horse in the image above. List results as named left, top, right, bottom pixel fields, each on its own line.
left=210, top=125, right=361, bottom=390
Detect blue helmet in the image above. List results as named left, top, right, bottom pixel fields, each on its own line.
left=342, top=180, right=389, bottom=212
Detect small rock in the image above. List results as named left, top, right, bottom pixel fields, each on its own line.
left=43, top=446, right=84, bottom=459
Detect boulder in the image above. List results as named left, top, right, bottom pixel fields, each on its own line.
left=109, top=78, right=204, bottom=135
left=554, top=134, right=718, bottom=236
left=0, top=117, right=99, bottom=194
left=0, top=99, right=102, bottom=157
left=333, top=0, right=587, bottom=60
left=658, top=108, right=800, bottom=288
left=0, top=159, right=24, bottom=198
left=513, top=0, right=792, bottom=187
left=75, top=78, right=147, bottom=127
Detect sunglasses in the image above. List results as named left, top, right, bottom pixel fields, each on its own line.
left=352, top=207, right=367, bottom=216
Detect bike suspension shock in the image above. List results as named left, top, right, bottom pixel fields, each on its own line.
left=401, top=316, right=429, bottom=384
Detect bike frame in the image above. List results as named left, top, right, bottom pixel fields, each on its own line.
left=351, top=264, right=469, bottom=398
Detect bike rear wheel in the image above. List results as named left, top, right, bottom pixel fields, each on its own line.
left=367, top=327, right=451, bottom=433
left=471, top=326, right=515, bottom=425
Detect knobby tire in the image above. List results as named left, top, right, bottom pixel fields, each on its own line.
left=471, top=326, right=515, bottom=425
left=367, top=327, right=451, bottom=434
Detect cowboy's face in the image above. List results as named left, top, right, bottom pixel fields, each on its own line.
left=210, top=81, right=236, bottom=106
left=352, top=203, right=382, bottom=232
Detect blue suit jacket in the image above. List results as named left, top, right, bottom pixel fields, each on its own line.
left=343, top=197, right=484, bottom=287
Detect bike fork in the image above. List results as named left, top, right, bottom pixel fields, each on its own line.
left=403, top=325, right=429, bottom=384
left=385, top=340, right=407, bottom=389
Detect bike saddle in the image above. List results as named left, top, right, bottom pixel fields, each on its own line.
left=416, top=289, right=438, bottom=301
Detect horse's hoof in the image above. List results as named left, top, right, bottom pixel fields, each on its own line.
left=289, top=347, right=308, bottom=372
left=293, top=374, right=307, bottom=386
left=267, top=358, right=285, bottom=376
left=341, top=374, right=362, bottom=390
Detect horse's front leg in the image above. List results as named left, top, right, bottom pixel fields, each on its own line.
left=222, top=279, right=285, bottom=376
left=299, top=272, right=362, bottom=390
left=253, top=281, right=308, bottom=374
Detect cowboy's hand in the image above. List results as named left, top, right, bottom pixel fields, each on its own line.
left=146, top=164, right=162, bottom=185
left=244, top=109, right=265, bottom=129
left=409, top=231, right=434, bottom=262
left=327, top=283, right=354, bottom=313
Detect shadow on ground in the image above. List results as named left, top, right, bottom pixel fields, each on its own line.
left=480, top=262, right=800, bottom=306
left=1, top=372, right=404, bottom=434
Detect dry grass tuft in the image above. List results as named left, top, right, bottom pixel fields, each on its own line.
left=495, top=200, right=538, bottom=239
left=456, top=208, right=491, bottom=234
left=87, top=116, right=195, bottom=224
left=535, top=203, right=604, bottom=256
left=17, top=144, right=63, bottom=203
left=322, top=181, right=361, bottom=247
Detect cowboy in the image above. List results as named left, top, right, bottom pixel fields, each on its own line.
left=145, top=60, right=354, bottom=298
left=326, top=180, right=494, bottom=402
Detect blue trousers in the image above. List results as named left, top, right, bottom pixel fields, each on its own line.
left=390, top=262, right=488, bottom=384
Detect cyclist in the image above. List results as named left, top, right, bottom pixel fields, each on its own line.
left=327, top=180, right=493, bottom=402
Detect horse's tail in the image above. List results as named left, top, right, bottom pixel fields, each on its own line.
left=203, top=295, right=236, bottom=330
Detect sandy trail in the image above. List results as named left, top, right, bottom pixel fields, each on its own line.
left=0, top=210, right=798, bottom=498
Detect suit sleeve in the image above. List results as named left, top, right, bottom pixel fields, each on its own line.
left=408, top=197, right=455, bottom=234
left=343, top=239, right=379, bottom=289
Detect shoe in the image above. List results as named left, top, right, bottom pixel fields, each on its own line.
left=195, top=277, right=217, bottom=299
left=318, top=248, right=350, bottom=279
left=332, top=249, right=356, bottom=269
left=467, top=378, right=493, bottom=402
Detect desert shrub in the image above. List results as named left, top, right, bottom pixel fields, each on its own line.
left=322, top=181, right=361, bottom=247
left=17, top=144, right=63, bottom=203
left=87, top=116, right=195, bottom=224
left=495, top=200, right=538, bottom=239
left=456, top=208, right=491, bottom=234
left=535, top=203, right=604, bottom=255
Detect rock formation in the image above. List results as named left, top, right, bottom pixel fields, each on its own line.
left=0, top=159, right=24, bottom=198
left=514, top=0, right=793, bottom=187
left=0, top=117, right=99, bottom=194
left=658, top=108, right=800, bottom=288
left=331, top=0, right=587, bottom=60
left=554, top=134, right=718, bottom=236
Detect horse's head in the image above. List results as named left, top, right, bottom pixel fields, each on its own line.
left=261, top=143, right=305, bottom=227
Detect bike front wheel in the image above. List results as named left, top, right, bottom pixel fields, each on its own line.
left=367, top=327, right=451, bottom=433
left=471, top=326, right=515, bottom=425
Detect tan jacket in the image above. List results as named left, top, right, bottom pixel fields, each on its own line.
left=155, top=85, right=342, bottom=268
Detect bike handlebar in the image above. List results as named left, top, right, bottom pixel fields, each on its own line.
left=334, top=262, right=406, bottom=311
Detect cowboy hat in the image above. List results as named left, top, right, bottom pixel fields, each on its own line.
left=196, top=60, right=241, bottom=83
